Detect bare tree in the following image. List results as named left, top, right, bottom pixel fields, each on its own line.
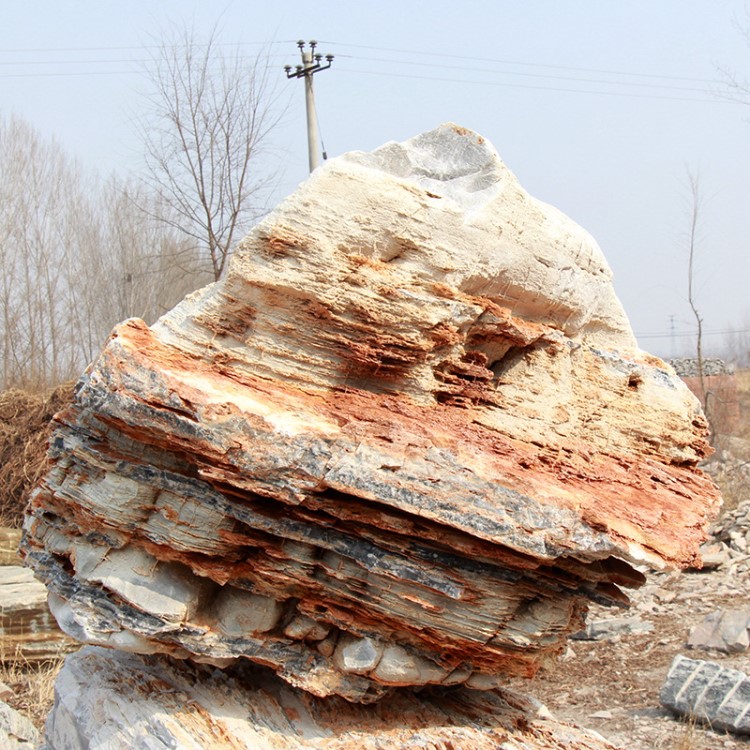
left=685, top=168, right=706, bottom=409
left=0, top=114, right=210, bottom=390
left=716, top=9, right=750, bottom=104
left=138, top=25, right=283, bottom=281
left=95, top=177, right=213, bottom=328
left=0, top=114, right=90, bottom=387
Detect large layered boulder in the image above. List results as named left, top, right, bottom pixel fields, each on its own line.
left=24, top=125, right=719, bottom=718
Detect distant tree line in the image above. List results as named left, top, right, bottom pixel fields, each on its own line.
left=0, top=25, right=282, bottom=391
left=0, top=113, right=212, bottom=389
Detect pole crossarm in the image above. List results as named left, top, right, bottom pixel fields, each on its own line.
left=284, top=40, right=334, bottom=79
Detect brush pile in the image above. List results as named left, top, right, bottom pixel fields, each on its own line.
left=0, top=383, right=73, bottom=527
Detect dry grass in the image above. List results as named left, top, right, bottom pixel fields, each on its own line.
left=668, top=715, right=699, bottom=750
left=0, top=650, right=65, bottom=731
left=733, top=369, right=750, bottom=439
left=0, top=381, right=74, bottom=528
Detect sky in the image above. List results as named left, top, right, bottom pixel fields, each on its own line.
left=1, top=1, right=749, bottom=359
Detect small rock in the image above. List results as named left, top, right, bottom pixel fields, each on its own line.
left=697, top=541, right=729, bottom=570
left=572, top=616, right=654, bottom=641
left=687, top=609, right=750, bottom=653
left=371, top=644, right=446, bottom=685
left=283, top=614, right=318, bottom=640
left=333, top=635, right=384, bottom=675
left=0, top=682, right=14, bottom=701
left=316, top=632, right=338, bottom=658
left=561, top=645, right=577, bottom=661
left=589, top=710, right=613, bottom=720
left=214, top=587, right=284, bottom=636
left=441, top=664, right=472, bottom=686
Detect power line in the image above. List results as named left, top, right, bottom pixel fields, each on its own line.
left=0, top=38, right=727, bottom=91
left=335, top=66, right=727, bottom=103
left=0, top=70, right=135, bottom=79
left=320, top=41, right=724, bottom=85
left=0, top=63, right=728, bottom=101
left=0, top=40, right=296, bottom=54
left=0, top=61, right=285, bottom=79
left=636, top=327, right=750, bottom=340
left=334, top=54, right=722, bottom=95
left=0, top=53, right=288, bottom=66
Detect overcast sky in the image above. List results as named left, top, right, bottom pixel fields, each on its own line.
left=2, top=1, right=749, bottom=358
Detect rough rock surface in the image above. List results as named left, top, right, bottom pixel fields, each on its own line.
left=687, top=609, right=750, bottom=653
left=0, top=699, right=39, bottom=749
left=660, top=654, right=750, bottom=735
left=23, top=124, right=719, bottom=705
left=1, top=529, right=75, bottom=660
left=44, top=645, right=620, bottom=750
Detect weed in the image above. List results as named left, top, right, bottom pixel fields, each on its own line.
left=0, top=648, right=66, bottom=731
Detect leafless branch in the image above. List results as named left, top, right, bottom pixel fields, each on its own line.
left=136, top=24, right=284, bottom=281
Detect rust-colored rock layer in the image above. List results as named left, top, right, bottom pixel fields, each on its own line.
left=24, top=124, right=719, bottom=706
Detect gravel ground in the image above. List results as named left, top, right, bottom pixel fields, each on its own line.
left=509, top=557, right=750, bottom=749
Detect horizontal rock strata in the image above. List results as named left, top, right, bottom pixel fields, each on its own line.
left=1, top=527, right=75, bottom=661
left=0, top=528, right=22, bottom=566
left=23, top=124, right=720, bottom=703
left=0, top=566, right=76, bottom=661
left=44, top=646, right=621, bottom=750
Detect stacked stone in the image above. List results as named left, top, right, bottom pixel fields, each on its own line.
left=708, top=498, right=750, bottom=576
left=0, top=527, right=75, bottom=661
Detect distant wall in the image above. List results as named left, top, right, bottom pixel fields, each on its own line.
left=670, top=359, right=739, bottom=435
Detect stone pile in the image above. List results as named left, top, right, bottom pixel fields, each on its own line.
left=22, top=125, right=720, bottom=748
left=712, top=497, right=750, bottom=554
left=668, top=358, right=734, bottom=377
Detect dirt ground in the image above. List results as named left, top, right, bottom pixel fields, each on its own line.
left=509, top=557, right=750, bottom=749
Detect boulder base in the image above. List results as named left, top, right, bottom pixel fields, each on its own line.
left=44, top=646, right=620, bottom=750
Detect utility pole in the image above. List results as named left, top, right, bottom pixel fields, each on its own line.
left=285, top=40, right=333, bottom=173
left=669, top=314, right=676, bottom=358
